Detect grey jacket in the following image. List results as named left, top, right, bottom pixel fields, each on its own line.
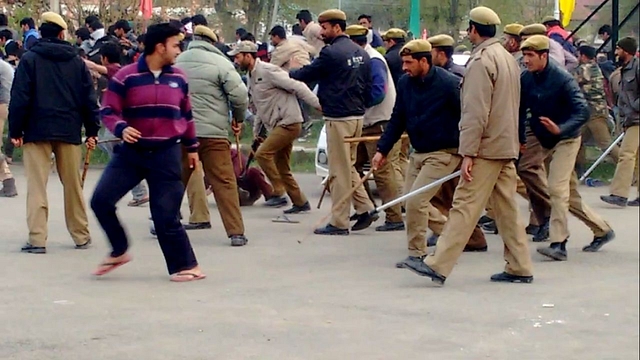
left=0, top=59, right=14, bottom=104
left=618, top=56, right=640, bottom=128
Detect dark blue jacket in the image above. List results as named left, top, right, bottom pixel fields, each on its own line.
left=520, top=60, right=589, bottom=149
left=377, top=66, right=461, bottom=155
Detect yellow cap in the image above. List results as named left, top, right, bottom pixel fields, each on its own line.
left=345, top=24, right=368, bottom=37
left=428, top=34, right=455, bottom=47
left=504, top=23, right=524, bottom=37
left=382, top=28, right=407, bottom=41
left=400, top=39, right=432, bottom=56
left=520, top=35, right=550, bottom=51
left=469, top=6, right=501, bottom=26
left=41, top=12, right=68, bottom=30
left=542, top=15, right=557, bottom=24
left=193, top=25, right=217, bottom=42
left=520, top=23, right=547, bottom=36
left=318, top=9, right=347, bottom=23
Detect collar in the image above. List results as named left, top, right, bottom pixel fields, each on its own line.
left=249, top=58, right=262, bottom=77
left=329, top=34, right=348, bottom=45
left=91, top=28, right=105, bottom=41
left=471, top=37, right=501, bottom=55
left=532, top=60, right=552, bottom=80
left=410, top=65, right=436, bottom=85
left=623, top=56, right=637, bottom=71
left=137, top=55, right=174, bottom=75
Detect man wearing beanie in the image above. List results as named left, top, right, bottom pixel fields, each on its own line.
left=602, top=37, right=640, bottom=207
left=9, top=12, right=99, bottom=254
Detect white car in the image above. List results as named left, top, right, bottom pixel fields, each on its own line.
left=315, top=54, right=470, bottom=180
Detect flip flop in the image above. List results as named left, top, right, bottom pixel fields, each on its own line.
left=92, top=256, right=132, bottom=276
left=170, top=272, right=207, bottom=282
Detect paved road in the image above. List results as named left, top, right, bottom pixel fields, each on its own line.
left=1, top=166, right=638, bottom=360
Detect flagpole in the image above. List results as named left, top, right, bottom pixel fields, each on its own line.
left=554, top=0, right=561, bottom=20
left=409, top=0, right=420, bottom=39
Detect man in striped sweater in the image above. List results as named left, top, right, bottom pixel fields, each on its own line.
left=90, top=23, right=205, bottom=282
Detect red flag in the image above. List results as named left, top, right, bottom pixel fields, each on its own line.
left=140, top=0, right=152, bottom=20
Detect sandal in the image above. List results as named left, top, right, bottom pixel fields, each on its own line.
left=92, top=255, right=132, bottom=276
left=170, top=272, right=207, bottom=282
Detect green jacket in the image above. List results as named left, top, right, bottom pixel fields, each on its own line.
left=175, top=40, right=248, bottom=139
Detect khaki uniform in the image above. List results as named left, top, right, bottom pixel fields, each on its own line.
left=185, top=163, right=210, bottom=224
left=0, top=104, right=13, bottom=182
left=425, top=38, right=533, bottom=278
left=301, top=21, right=324, bottom=58
left=270, top=38, right=314, bottom=71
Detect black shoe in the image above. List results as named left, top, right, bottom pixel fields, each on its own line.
left=401, top=206, right=406, bottom=214
left=532, top=220, right=550, bottom=242
left=628, top=198, right=640, bottom=207
left=75, top=239, right=92, bottom=249
left=230, top=235, right=248, bottom=247
left=183, top=222, right=212, bottom=230
left=537, top=240, right=568, bottom=261
left=463, top=245, right=488, bottom=252
left=351, top=212, right=379, bottom=231
left=314, top=224, right=349, bottom=236
left=21, top=243, right=46, bottom=254
left=426, top=234, right=439, bottom=247
left=481, top=220, right=498, bottom=234
left=582, top=230, right=615, bottom=252
left=349, top=212, right=359, bottom=222
left=402, top=257, right=446, bottom=285
left=478, top=215, right=493, bottom=225
left=600, top=194, right=628, bottom=207
left=396, top=255, right=425, bottom=269
left=283, top=202, right=311, bottom=214
left=0, top=178, right=18, bottom=197
left=375, top=221, right=405, bottom=232
left=525, top=224, right=540, bottom=235
left=265, top=196, right=288, bottom=207
left=490, top=272, right=534, bottom=284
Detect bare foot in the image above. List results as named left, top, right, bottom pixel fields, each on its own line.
left=170, top=266, right=206, bottom=282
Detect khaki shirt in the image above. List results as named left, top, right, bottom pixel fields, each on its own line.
left=270, top=38, right=314, bottom=71
left=459, top=38, right=521, bottom=160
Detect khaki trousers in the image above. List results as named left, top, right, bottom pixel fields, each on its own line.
left=186, top=162, right=210, bottom=224
left=517, top=132, right=552, bottom=224
left=486, top=176, right=538, bottom=226
left=23, top=142, right=91, bottom=246
left=354, top=124, right=402, bottom=223
left=0, top=104, right=12, bottom=181
left=325, top=119, right=374, bottom=229
left=425, top=158, right=533, bottom=277
left=403, top=151, right=461, bottom=257
left=182, top=138, right=245, bottom=237
left=392, top=137, right=410, bottom=196
left=255, top=123, right=307, bottom=206
left=610, top=125, right=640, bottom=199
left=576, top=114, right=620, bottom=167
left=545, top=137, right=611, bottom=243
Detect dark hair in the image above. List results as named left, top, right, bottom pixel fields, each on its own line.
left=40, top=22, right=64, bottom=38
left=191, top=14, right=207, bottom=26
left=114, top=19, right=131, bottom=32
left=357, top=14, right=372, bottom=22
left=578, top=45, right=597, bottom=59
left=0, top=14, right=8, bottom=27
left=169, top=19, right=183, bottom=32
left=236, top=27, right=247, bottom=37
left=269, top=25, right=286, bottom=39
left=0, top=29, right=12, bottom=41
left=19, top=17, right=35, bottom=29
left=296, top=10, right=312, bottom=24
left=85, top=15, right=99, bottom=27
left=353, top=37, right=367, bottom=46
left=469, top=21, right=496, bottom=38
left=544, top=19, right=562, bottom=27
left=144, top=23, right=182, bottom=56
left=292, top=23, right=303, bottom=36
left=412, top=52, right=433, bottom=65
left=4, top=41, right=22, bottom=57
left=137, top=33, right=145, bottom=43
left=327, top=20, right=347, bottom=32
left=598, top=25, right=611, bottom=35
left=75, top=27, right=91, bottom=41
left=435, top=46, right=454, bottom=59
left=107, top=24, right=117, bottom=36
left=180, top=17, right=192, bottom=25
left=89, top=20, right=104, bottom=31
left=100, top=42, right=122, bottom=63
left=241, top=32, right=256, bottom=42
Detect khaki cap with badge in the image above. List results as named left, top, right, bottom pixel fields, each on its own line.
left=504, top=23, right=524, bottom=37
left=400, top=39, right=432, bottom=56
left=542, top=15, right=557, bottom=24
left=469, top=6, right=501, bottom=26
left=193, top=25, right=217, bottom=43
left=520, top=24, right=547, bottom=37
left=520, top=35, right=550, bottom=51
left=345, top=25, right=368, bottom=38
left=383, top=28, right=407, bottom=41
left=227, top=40, right=258, bottom=56
left=428, top=34, right=455, bottom=48
left=41, top=12, right=68, bottom=30
left=318, top=9, right=347, bottom=23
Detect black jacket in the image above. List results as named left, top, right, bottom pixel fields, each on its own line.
left=384, top=42, right=404, bottom=86
left=520, top=60, right=589, bottom=149
left=290, top=35, right=370, bottom=118
left=444, top=59, right=465, bottom=78
left=377, top=66, right=461, bottom=155
left=9, top=38, right=100, bottom=144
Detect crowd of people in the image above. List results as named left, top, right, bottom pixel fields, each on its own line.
left=0, top=7, right=637, bottom=285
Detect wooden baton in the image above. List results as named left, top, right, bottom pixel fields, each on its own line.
left=344, top=133, right=409, bottom=143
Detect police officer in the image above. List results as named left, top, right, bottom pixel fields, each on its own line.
left=382, top=28, right=407, bottom=86
left=346, top=25, right=404, bottom=232
left=401, top=7, right=534, bottom=285
left=520, top=23, right=578, bottom=71
left=427, top=34, right=465, bottom=77
left=290, top=9, right=376, bottom=235
left=502, top=23, right=525, bottom=70
left=519, top=35, right=615, bottom=261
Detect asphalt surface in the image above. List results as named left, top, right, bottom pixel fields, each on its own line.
left=1, top=166, right=638, bottom=360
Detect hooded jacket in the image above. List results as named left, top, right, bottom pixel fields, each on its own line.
left=8, top=38, right=100, bottom=144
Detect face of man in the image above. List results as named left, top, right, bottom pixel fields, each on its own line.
left=0, top=38, right=6, bottom=47
left=501, top=35, right=519, bottom=53
left=358, top=18, right=371, bottom=29
left=600, top=32, right=610, bottom=41
left=430, top=49, right=447, bottom=67
left=402, top=55, right=429, bottom=77
left=578, top=53, right=589, bottom=64
left=157, top=35, right=182, bottom=65
left=615, top=46, right=630, bottom=63
left=270, top=35, right=282, bottom=46
left=233, top=53, right=253, bottom=71
left=320, top=22, right=339, bottom=43
left=383, top=39, right=392, bottom=50
left=298, top=19, right=307, bottom=31
left=466, top=24, right=479, bottom=45
left=115, top=28, right=124, bottom=38
left=522, top=50, right=547, bottom=72
left=21, top=24, right=28, bottom=32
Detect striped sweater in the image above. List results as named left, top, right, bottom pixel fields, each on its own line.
left=100, top=56, right=198, bottom=152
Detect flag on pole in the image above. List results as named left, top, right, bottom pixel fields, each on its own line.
left=140, top=0, right=153, bottom=20
left=559, top=0, right=575, bottom=27
left=409, top=0, right=420, bottom=39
